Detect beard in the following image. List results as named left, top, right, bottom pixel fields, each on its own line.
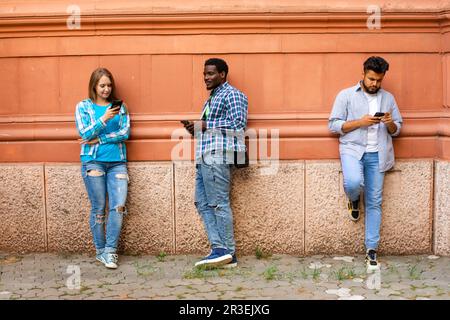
left=362, top=81, right=380, bottom=94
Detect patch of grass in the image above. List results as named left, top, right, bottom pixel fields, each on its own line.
left=235, top=286, right=243, bottom=292
left=311, top=268, right=322, bottom=281
left=157, top=251, right=167, bottom=262
left=333, top=267, right=356, bottom=281
left=284, top=271, right=296, bottom=281
left=176, top=294, right=186, bottom=299
left=255, top=246, right=272, bottom=260
left=263, top=265, right=279, bottom=281
left=224, top=267, right=254, bottom=278
left=347, top=268, right=356, bottom=278
left=436, top=288, right=446, bottom=296
left=387, top=264, right=399, bottom=274
left=98, top=281, right=118, bottom=288
left=183, top=268, right=205, bottom=279
left=284, top=267, right=315, bottom=281
left=300, top=267, right=309, bottom=280
left=410, top=284, right=423, bottom=291
left=79, top=285, right=90, bottom=293
left=183, top=266, right=218, bottom=279
left=408, top=264, right=423, bottom=280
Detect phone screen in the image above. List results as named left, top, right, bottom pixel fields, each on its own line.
left=108, top=106, right=120, bottom=113
left=111, top=100, right=123, bottom=108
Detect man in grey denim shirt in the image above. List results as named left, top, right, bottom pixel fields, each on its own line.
left=328, top=56, right=403, bottom=270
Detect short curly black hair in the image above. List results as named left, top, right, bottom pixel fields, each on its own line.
left=363, top=56, right=389, bottom=74
left=204, top=58, right=228, bottom=78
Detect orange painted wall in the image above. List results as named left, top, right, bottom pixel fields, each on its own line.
left=0, top=0, right=449, bottom=161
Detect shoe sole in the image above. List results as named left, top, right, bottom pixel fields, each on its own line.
left=220, top=262, right=238, bottom=269
left=96, top=257, right=118, bottom=269
left=347, top=200, right=360, bottom=222
left=366, top=262, right=380, bottom=272
left=349, top=211, right=360, bottom=222
left=195, top=254, right=233, bottom=268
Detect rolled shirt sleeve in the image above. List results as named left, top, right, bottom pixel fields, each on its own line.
left=328, top=90, right=348, bottom=136
left=388, top=95, right=402, bottom=137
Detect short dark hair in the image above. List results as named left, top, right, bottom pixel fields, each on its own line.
left=204, top=58, right=228, bottom=77
left=363, top=56, right=389, bottom=74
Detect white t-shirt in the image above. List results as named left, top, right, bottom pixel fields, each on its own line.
left=364, top=92, right=379, bottom=152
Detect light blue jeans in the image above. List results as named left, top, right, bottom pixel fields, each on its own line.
left=341, top=152, right=385, bottom=250
left=81, top=161, right=128, bottom=255
left=195, top=151, right=235, bottom=256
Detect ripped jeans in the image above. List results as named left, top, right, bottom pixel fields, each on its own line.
left=195, top=151, right=235, bottom=256
left=81, top=161, right=128, bottom=255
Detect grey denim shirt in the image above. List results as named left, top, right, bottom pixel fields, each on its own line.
left=328, top=82, right=403, bottom=172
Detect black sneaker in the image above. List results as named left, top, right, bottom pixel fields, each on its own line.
left=365, top=249, right=379, bottom=271
left=347, top=199, right=360, bottom=221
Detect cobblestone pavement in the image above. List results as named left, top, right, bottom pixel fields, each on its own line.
left=0, top=252, right=448, bottom=300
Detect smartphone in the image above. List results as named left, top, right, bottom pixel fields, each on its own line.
left=374, top=112, right=385, bottom=117
left=180, top=120, right=190, bottom=126
left=109, top=100, right=123, bottom=111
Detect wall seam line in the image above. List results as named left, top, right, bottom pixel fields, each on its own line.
left=431, top=159, right=436, bottom=254
left=172, top=162, right=176, bottom=254
left=42, top=163, right=49, bottom=252
left=303, top=160, right=306, bottom=255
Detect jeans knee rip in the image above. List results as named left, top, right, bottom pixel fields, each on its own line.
left=208, top=204, right=220, bottom=211
left=115, top=205, right=127, bottom=214
left=94, top=214, right=105, bottom=225
left=115, top=173, right=129, bottom=181
left=87, top=169, right=104, bottom=177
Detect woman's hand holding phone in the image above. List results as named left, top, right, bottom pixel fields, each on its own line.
left=102, top=102, right=121, bottom=122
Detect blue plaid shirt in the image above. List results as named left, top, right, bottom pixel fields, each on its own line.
left=195, top=82, right=248, bottom=160
left=75, top=99, right=131, bottom=161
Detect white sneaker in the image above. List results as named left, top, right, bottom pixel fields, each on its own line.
left=97, top=253, right=118, bottom=269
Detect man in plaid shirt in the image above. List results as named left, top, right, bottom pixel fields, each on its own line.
left=184, top=58, right=248, bottom=268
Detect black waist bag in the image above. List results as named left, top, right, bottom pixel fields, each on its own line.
left=234, top=150, right=249, bottom=168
